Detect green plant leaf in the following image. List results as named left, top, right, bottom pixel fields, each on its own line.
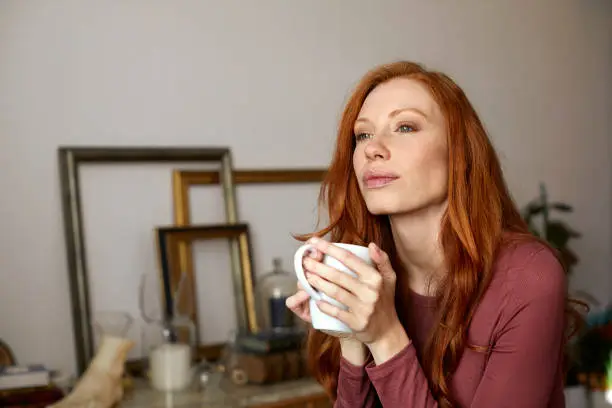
left=551, top=202, right=573, bottom=212
left=546, top=221, right=573, bottom=248
left=529, top=226, right=541, bottom=238
left=524, top=203, right=545, bottom=217
left=560, top=247, right=579, bottom=267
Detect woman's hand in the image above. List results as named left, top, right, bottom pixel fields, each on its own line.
left=285, top=246, right=322, bottom=323
left=304, top=237, right=410, bottom=364
left=285, top=281, right=312, bottom=323
left=286, top=242, right=367, bottom=365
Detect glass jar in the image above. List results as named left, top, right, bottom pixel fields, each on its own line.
left=93, top=311, right=134, bottom=345
left=256, top=258, right=297, bottom=332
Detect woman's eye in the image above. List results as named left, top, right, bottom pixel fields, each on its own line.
left=354, top=132, right=373, bottom=142
left=397, top=124, right=416, bottom=133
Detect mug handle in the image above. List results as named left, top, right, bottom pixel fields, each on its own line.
left=293, top=243, right=322, bottom=301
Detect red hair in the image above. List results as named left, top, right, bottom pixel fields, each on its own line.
left=296, top=61, right=583, bottom=407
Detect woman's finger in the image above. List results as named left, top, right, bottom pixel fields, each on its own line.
left=309, top=237, right=378, bottom=282
left=286, top=289, right=310, bottom=309
left=303, top=257, right=374, bottom=301
left=306, top=246, right=324, bottom=261
left=316, top=300, right=360, bottom=331
left=307, top=273, right=361, bottom=311
left=286, top=290, right=311, bottom=323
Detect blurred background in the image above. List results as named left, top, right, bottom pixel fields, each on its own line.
left=0, top=1, right=610, bottom=407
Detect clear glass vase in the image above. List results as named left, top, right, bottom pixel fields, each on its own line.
left=93, top=311, right=133, bottom=344
left=139, top=271, right=196, bottom=369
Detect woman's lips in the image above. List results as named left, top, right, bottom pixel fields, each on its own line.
left=365, top=176, right=398, bottom=188
left=363, top=169, right=400, bottom=189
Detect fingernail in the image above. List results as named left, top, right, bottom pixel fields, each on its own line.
left=372, top=242, right=382, bottom=255
left=309, top=237, right=320, bottom=244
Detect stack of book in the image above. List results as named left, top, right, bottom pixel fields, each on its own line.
left=231, top=329, right=310, bottom=384
left=234, top=328, right=305, bottom=355
left=0, top=364, right=63, bottom=407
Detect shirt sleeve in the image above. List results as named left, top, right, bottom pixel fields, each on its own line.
left=361, top=247, right=567, bottom=408
left=469, top=248, right=567, bottom=407
left=334, top=357, right=380, bottom=408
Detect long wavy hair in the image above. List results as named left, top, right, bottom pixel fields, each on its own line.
left=296, top=61, right=584, bottom=407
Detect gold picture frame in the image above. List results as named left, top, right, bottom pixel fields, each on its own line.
left=156, top=223, right=256, bottom=359
left=171, top=168, right=326, bottom=336
left=173, top=169, right=327, bottom=224
left=58, top=146, right=238, bottom=374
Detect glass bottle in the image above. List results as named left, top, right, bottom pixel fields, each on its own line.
left=93, top=311, right=134, bottom=344
left=139, top=271, right=196, bottom=368
left=256, top=258, right=297, bottom=332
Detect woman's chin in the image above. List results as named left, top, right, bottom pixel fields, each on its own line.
left=365, top=202, right=402, bottom=216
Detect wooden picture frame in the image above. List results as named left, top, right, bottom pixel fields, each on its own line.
left=171, top=168, right=326, bottom=336
left=57, top=146, right=238, bottom=374
left=156, top=223, right=256, bottom=360
left=172, top=169, right=326, bottom=225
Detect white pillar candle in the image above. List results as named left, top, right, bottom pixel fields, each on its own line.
left=149, top=343, right=192, bottom=392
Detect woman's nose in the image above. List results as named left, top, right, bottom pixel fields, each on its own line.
left=364, top=138, right=390, bottom=161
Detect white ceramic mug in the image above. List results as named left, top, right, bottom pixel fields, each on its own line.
left=293, top=242, right=372, bottom=336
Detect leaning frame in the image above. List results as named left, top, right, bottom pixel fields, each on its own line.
left=171, top=168, right=326, bottom=338
left=156, top=223, right=256, bottom=360
left=57, top=146, right=238, bottom=375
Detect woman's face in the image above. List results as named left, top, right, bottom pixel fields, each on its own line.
left=352, top=77, right=449, bottom=216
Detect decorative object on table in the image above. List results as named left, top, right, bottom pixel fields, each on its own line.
left=156, top=223, right=258, bottom=360
left=197, top=329, right=247, bottom=390
left=139, top=274, right=197, bottom=360
left=226, top=328, right=307, bottom=385
left=171, top=168, right=326, bottom=335
left=137, top=271, right=167, bottom=373
left=0, top=338, right=16, bottom=366
left=233, top=349, right=307, bottom=385
left=521, top=182, right=581, bottom=273
left=93, top=311, right=134, bottom=346
left=256, top=258, right=298, bottom=332
left=234, top=328, right=305, bottom=355
left=149, top=342, right=194, bottom=392
left=141, top=270, right=198, bottom=392
left=92, top=311, right=138, bottom=392
left=48, top=335, right=134, bottom=408
left=0, top=364, right=50, bottom=391
left=57, top=146, right=238, bottom=375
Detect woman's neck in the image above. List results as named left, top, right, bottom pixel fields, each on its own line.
left=389, top=202, right=446, bottom=296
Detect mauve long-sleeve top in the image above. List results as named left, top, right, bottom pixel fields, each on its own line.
left=334, top=241, right=567, bottom=408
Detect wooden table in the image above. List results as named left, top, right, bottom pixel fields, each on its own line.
left=119, top=377, right=331, bottom=408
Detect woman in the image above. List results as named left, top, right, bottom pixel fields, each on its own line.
left=286, top=61, right=581, bottom=407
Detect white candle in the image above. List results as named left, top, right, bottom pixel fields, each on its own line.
left=149, top=343, right=192, bottom=392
